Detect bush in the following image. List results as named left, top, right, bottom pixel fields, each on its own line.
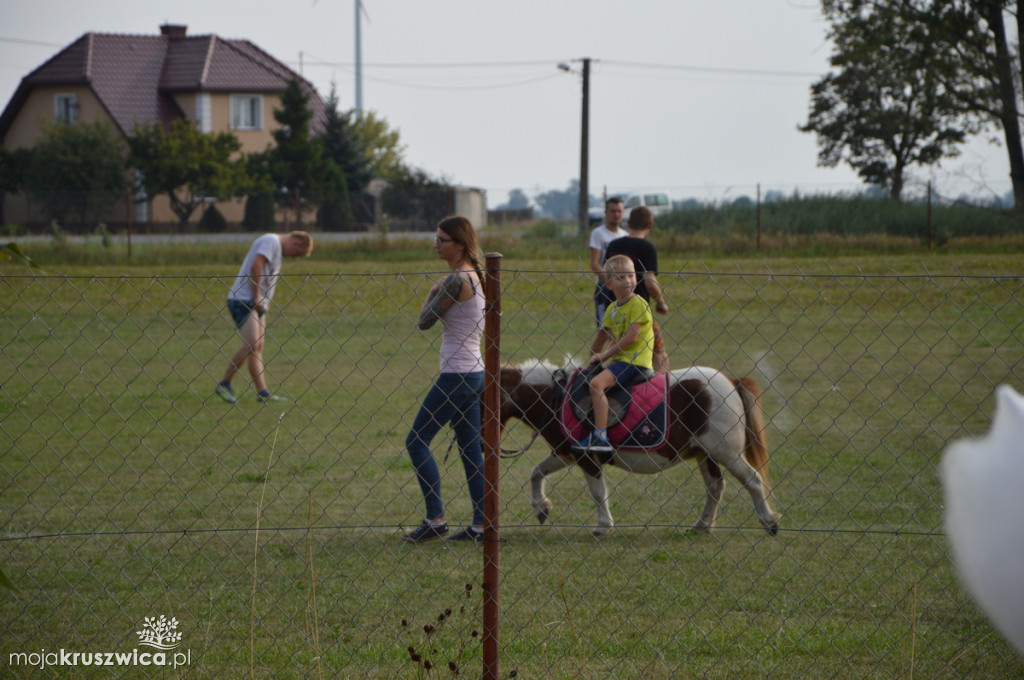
left=198, top=204, right=228, bottom=233
left=527, top=219, right=562, bottom=239
left=243, top=191, right=276, bottom=232
left=95, top=222, right=112, bottom=248
left=49, top=220, right=65, bottom=246
left=317, top=195, right=354, bottom=231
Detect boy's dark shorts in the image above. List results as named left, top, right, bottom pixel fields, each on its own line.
left=605, top=361, right=646, bottom=386
left=227, top=299, right=265, bottom=329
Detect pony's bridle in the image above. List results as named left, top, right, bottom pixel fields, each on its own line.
left=499, top=368, right=569, bottom=459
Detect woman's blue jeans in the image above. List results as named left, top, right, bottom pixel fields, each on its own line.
left=405, top=371, right=485, bottom=526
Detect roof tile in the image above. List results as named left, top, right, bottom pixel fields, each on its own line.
left=1, top=28, right=326, bottom=138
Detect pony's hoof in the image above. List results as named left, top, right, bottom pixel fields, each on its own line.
left=767, top=522, right=779, bottom=536
left=592, top=525, right=613, bottom=537
left=535, top=501, right=552, bottom=525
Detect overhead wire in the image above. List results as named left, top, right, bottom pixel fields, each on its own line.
left=0, top=35, right=64, bottom=48
left=292, top=58, right=821, bottom=92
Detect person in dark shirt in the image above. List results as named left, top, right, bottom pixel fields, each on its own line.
left=605, top=207, right=670, bottom=373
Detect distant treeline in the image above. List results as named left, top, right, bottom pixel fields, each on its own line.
left=656, top=194, right=1020, bottom=241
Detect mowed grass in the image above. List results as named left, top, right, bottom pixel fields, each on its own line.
left=2, top=242, right=1024, bottom=678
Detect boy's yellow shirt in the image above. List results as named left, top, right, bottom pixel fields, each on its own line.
left=603, top=294, right=654, bottom=370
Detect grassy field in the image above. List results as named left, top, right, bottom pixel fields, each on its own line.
left=2, top=234, right=1024, bottom=678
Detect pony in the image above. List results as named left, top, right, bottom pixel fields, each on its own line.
left=498, top=359, right=781, bottom=536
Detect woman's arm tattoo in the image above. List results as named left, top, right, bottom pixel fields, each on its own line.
left=417, top=273, right=463, bottom=329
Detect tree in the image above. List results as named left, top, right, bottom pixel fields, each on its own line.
left=0, top=146, right=30, bottom=224
left=910, top=0, right=1024, bottom=215
left=239, top=151, right=277, bottom=232
left=381, top=166, right=450, bottom=229
left=501, top=189, right=531, bottom=211
left=821, top=1, right=1024, bottom=215
left=801, top=1, right=974, bottom=201
left=242, top=187, right=276, bottom=232
left=351, top=111, right=407, bottom=181
left=316, top=159, right=355, bottom=231
left=128, top=119, right=242, bottom=231
left=320, top=84, right=371, bottom=196
left=24, top=120, right=128, bottom=226
left=267, top=78, right=327, bottom=227
left=533, top=180, right=591, bottom=219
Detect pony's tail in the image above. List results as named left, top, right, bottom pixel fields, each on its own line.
left=733, top=376, right=770, bottom=491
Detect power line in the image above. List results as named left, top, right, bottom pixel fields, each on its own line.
left=0, top=33, right=821, bottom=80
left=298, top=58, right=820, bottom=79
left=299, top=59, right=558, bottom=69
left=357, top=72, right=563, bottom=91
left=0, top=35, right=63, bottom=48
left=602, top=59, right=820, bottom=79
left=291, top=59, right=565, bottom=91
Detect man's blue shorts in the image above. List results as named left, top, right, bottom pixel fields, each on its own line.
left=227, top=299, right=265, bottom=329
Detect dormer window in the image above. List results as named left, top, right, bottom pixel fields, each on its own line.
left=230, top=94, right=263, bottom=130
left=55, top=94, right=78, bottom=124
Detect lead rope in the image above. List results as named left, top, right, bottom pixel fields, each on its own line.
left=442, top=427, right=540, bottom=460
left=499, top=428, right=540, bottom=459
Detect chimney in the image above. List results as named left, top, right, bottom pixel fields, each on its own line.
left=160, top=24, right=187, bottom=39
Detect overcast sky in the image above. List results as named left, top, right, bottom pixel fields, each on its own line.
left=0, top=0, right=1013, bottom=207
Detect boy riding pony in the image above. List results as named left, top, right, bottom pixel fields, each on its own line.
left=573, top=254, right=655, bottom=453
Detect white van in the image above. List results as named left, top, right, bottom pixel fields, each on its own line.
left=588, top=191, right=673, bottom=226
left=623, top=192, right=672, bottom=217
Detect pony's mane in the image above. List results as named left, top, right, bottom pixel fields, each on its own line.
left=516, top=357, right=581, bottom=386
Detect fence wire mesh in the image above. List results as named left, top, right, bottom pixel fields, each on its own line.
left=2, top=266, right=1023, bottom=679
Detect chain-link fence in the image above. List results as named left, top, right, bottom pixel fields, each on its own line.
left=2, top=265, right=1023, bottom=678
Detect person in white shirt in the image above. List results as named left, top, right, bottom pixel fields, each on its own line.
left=215, top=231, right=313, bottom=404
left=588, top=197, right=627, bottom=326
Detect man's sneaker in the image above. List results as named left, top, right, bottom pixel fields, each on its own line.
left=257, top=392, right=287, bottom=403
left=402, top=521, right=449, bottom=543
left=215, top=383, right=237, bottom=404
left=572, top=433, right=614, bottom=453
left=447, top=526, right=484, bottom=543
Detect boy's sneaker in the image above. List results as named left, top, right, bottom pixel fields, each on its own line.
left=402, top=521, right=449, bottom=543
left=257, top=391, right=287, bottom=403
left=215, top=383, right=237, bottom=404
left=447, top=526, right=484, bottom=543
left=572, top=433, right=614, bottom=453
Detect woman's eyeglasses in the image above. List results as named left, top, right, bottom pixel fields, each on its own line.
left=435, top=236, right=454, bottom=245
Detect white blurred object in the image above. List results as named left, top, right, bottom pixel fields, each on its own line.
left=942, top=384, right=1024, bottom=656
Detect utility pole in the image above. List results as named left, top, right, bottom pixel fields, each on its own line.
left=578, top=57, right=590, bottom=237
left=558, top=58, right=592, bottom=236
left=355, top=0, right=363, bottom=117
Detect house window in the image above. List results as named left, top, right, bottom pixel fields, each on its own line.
left=55, top=94, right=78, bottom=124
left=195, top=93, right=212, bottom=133
left=230, top=94, right=263, bottom=130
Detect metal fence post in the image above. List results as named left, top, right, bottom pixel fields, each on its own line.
left=482, top=252, right=503, bottom=680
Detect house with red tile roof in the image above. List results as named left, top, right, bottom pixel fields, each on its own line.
left=0, top=23, right=327, bottom=228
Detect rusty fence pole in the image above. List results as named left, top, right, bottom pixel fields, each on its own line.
left=481, top=252, right=503, bottom=680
